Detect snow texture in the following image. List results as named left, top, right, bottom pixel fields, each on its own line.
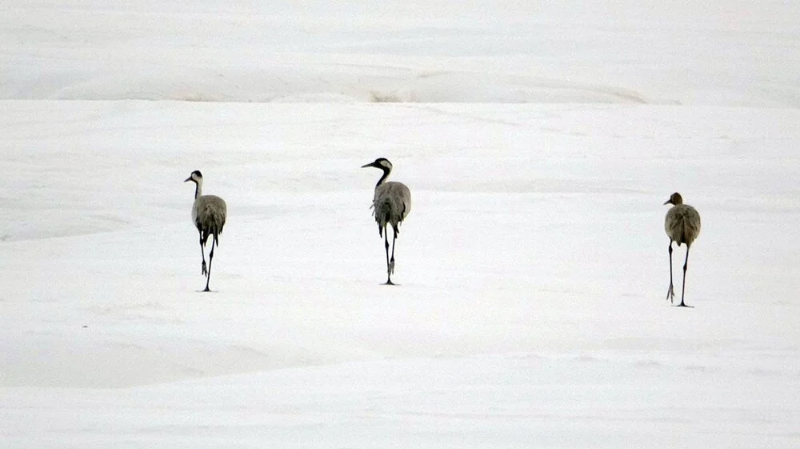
left=1, top=1, right=799, bottom=448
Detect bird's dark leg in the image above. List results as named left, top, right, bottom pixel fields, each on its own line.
left=389, top=227, right=397, bottom=276
left=666, top=242, right=675, bottom=303
left=677, top=245, right=692, bottom=307
left=203, top=236, right=216, bottom=292
left=383, top=227, right=394, bottom=285
left=199, top=232, right=207, bottom=276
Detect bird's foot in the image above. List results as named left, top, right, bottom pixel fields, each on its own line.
left=675, top=303, right=693, bottom=308
left=383, top=279, right=396, bottom=286
left=666, top=284, right=675, bottom=303
left=201, top=261, right=207, bottom=276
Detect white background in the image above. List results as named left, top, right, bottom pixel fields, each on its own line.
left=1, top=1, right=799, bottom=447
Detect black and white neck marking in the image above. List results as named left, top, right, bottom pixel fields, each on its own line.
left=362, top=158, right=393, bottom=187
left=185, top=170, right=204, bottom=199
left=375, top=165, right=392, bottom=187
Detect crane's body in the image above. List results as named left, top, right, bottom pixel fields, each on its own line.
left=372, top=181, right=411, bottom=238
left=185, top=170, right=227, bottom=292
left=664, top=192, right=700, bottom=307
left=362, top=158, right=411, bottom=285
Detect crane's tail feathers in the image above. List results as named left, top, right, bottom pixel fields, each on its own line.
left=213, top=229, right=222, bottom=246
left=200, top=227, right=223, bottom=247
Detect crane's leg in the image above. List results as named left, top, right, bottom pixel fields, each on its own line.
left=677, top=245, right=692, bottom=307
left=666, top=242, right=675, bottom=303
left=199, top=232, right=207, bottom=276
left=203, top=236, right=216, bottom=292
left=383, top=227, right=394, bottom=285
left=389, top=227, right=397, bottom=276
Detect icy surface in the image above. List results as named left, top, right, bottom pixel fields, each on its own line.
left=1, top=1, right=800, bottom=448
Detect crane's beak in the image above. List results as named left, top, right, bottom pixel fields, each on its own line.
left=361, top=162, right=375, bottom=168
left=663, top=199, right=671, bottom=205
left=184, top=176, right=192, bottom=182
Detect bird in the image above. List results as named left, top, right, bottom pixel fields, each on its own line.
left=362, top=158, right=412, bottom=285
left=663, top=192, right=701, bottom=307
left=184, top=170, right=227, bottom=292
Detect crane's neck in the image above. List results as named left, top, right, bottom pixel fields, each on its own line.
left=375, top=167, right=391, bottom=188
left=193, top=180, right=203, bottom=199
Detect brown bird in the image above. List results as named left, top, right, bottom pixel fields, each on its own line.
left=362, top=158, right=412, bottom=285
left=663, top=192, right=701, bottom=307
left=185, top=170, right=227, bottom=292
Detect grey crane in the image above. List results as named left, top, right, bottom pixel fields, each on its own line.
left=663, top=192, right=701, bottom=307
left=185, top=170, right=227, bottom=292
left=362, top=157, right=412, bottom=285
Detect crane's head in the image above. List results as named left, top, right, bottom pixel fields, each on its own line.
left=664, top=192, right=683, bottom=206
left=185, top=170, right=203, bottom=184
left=361, top=158, right=392, bottom=171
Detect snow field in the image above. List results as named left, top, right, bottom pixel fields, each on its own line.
left=2, top=1, right=800, bottom=447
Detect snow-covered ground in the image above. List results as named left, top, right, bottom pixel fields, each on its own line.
left=2, top=1, right=800, bottom=448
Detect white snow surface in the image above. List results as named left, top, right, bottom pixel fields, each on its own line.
left=2, top=1, right=800, bottom=448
